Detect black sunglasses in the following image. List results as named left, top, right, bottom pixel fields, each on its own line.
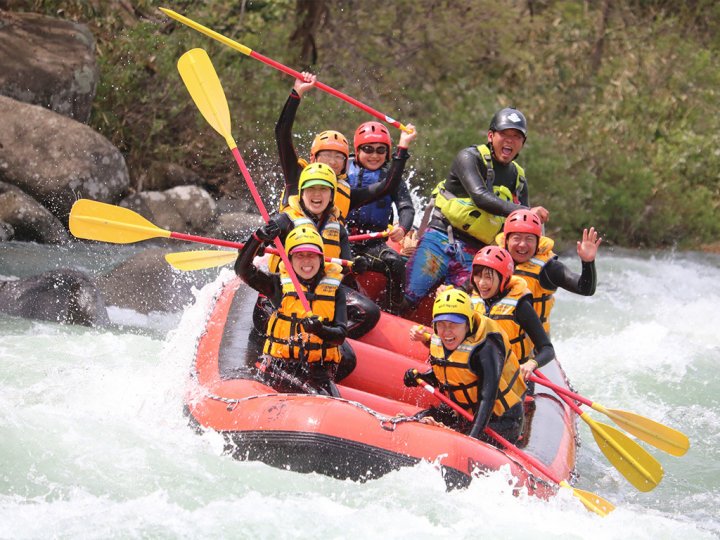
left=358, top=144, right=388, bottom=155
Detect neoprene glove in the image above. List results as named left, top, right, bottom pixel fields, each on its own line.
left=256, top=217, right=281, bottom=242
left=352, top=255, right=369, bottom=275
left=403, top=368, right=420, bottom=387
left=301, top=315, right=323, bottom=335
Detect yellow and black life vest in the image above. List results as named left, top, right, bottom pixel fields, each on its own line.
left=428, top=311, right=526, bottom=416
left=263, top=262, right=344, bottom=364
left=497, top=232, right=557, bottom=334
left=268, top=196, right=343, bottom=272
left=473, top=275, right=534, bottom=364
left=432, top=144, right=525, bottom=244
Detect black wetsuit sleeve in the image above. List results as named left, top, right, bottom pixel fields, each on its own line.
left=310, top=286, right=348, bottom=346
left=541, top=258, right=597, bottom=296
left=467, top=336, right=505, bottom=439
left=451, top=148, right=524, bottom=216
left=348, top=147, right=411, bottom=210
left=393, top=176, right=416, bottom=232
left=515, top=296, right=555, bottom=367
left=337, top=225, right=352, bottom=261
left=273, top=212, right=294, bottom=241
left=234, top=234, right=282, bottom=305
left=275, top=91, right=303, bottom=204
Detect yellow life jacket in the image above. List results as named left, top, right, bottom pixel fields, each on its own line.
left=280, top=157, right=351, bottom=223
left=263, top=262, right=344, bottom=364
left=429, top=311, right=526, bottom=416
left=432, top=144, right=525, bottom=244
left=334, top=176, right=351, bottom=223
left=268, top=196, right=343, bottom=272
left=497, top=232, right=557, bottom=334
left=474, top=275, right=534, bottom=364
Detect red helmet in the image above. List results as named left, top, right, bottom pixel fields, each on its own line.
left=472, top=246, right=515, bottom=291
left=504, top=209, right=542, bottom=239
left=354, top=121, right=392, bottom=156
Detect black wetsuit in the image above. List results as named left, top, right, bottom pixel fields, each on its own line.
left=428, top=145, right=530, bottom=250
left=235, top=234, right=350, bottom=396
left=417, top=334, right=524, bottom=444
left=541, top=258, right=597, bottom=296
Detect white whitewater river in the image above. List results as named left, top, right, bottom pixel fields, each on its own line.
left=1, top=243, right=718, bottom=539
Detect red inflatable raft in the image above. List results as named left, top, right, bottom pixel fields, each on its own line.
left=185, top=276, right=577, bottom=495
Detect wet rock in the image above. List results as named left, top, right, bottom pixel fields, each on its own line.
left=119, top=185, right=217, bottom=234
left=136, top=161, right=203, bottom=192
left=215, top=196, right=257, bottom=214
left=0, top=269, right=109, bottom=326
left=0, top=181, right=69, bottom=243
left=213, top=211, right=263, bottom=241
left=0, top=221, right=13, bottom=242
left=0, top=11, right=98, bottom=122
left=0, top=95, right=130, bottom=221
left=97, top=247, right=215, bottom=314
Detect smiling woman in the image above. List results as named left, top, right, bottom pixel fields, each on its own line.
left=235, top=223, right=347, bottom=397
left=301, top=185, right=333, bottom=217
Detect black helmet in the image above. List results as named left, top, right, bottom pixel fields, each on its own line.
left=489, top=108, right=527, bottom=138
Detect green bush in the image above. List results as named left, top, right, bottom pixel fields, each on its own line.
left=9, top=0, right=720, bottom=248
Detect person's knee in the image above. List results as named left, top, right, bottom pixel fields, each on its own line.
left=381, top=249, right=406, bottom=276
left=344, top=288, right=380, bottom=338
left=336, top=342, right=357, bottom=382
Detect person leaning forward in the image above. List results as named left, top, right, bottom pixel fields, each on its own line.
left=402, top=108, right=549, bottom=311
left=235, top=225, right=348, bottom=397
left=404, top=288, right=527, bottom=444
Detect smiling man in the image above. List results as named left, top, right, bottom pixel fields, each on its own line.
left=403, top=288, right=527, bottom=443
left=402, top=108, right=550, bottom=312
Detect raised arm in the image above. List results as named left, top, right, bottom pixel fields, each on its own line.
left=541, top=258, right=597, bottom=296
left=541, top=227, right=601, bottom=295
left=276, top=73, right=317, bottom=203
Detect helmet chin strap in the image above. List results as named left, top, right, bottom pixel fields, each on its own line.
left=467, top=314, right=476, bottom=337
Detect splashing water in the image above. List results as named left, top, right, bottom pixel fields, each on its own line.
left=1, top=245, right=718, bottom=539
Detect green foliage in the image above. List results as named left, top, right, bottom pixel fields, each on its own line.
left=8, top=0, right=720, bottom=247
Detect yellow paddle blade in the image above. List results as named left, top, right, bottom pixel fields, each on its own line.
left=177, top=48, right=236, bottom=149
left=594, top=404, right=690, bottom=457
left=69, top=199, right=170, bottom=244
left=583, top=413, right=664, bottom=492
left=165, top=250, right=236, bottom=271
left=559, top=481, right=614, bottom=517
